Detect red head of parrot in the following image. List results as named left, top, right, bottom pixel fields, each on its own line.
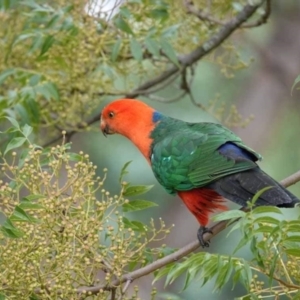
left=100, top=99, right=157, bottom=162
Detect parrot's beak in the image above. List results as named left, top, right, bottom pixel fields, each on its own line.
left=102, top=127, right=107, bottom=137
left=102, top=125, right=110, bottom=137
left=100, top=115, right=114, bottom=137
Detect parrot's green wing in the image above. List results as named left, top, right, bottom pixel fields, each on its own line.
left=150, top=118, right=261, bottom=194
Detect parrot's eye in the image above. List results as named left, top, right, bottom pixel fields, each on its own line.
left=109, top=111, right=115, bottom=118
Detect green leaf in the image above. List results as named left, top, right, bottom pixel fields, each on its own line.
left=29, top=35, right=44, bottom=53
left=142, top=247, right=155, bottom=265
left=285, top=235, right=300, bottom=243
left=286, top=248, right=300, bottom=257
left=5, top=116, right=20, bottom=129
left=123, top=185, right=153, bottom=197
left=182, top=270, right=192, bottom=291
left=46, top=14, right=61, bottom=29
left=68, top=153, right=82, bottom=162
left=162, top=24, right=180, bottom=38
left=19, top=202, right=44, bottom=210
left=252, top=206, right=282, bottom=215
left=268, top=252, right=279, bottom=286
left=215, top=258, right=233, bottom=290
left=37, top=82, right=60, bottom=101
left=119, top=161, right=132, bottom=183
left=114, top=16, right=134, bottom=35
left=250, top=236, right=264, bottom=268
left=18, top=148, right=30, bottom=168
left=10, top=206, right=38, bottom=223
left=287, top=224, right=300, bottom=232
left=250, top=186, right=272, bottom=206
left=254, top=225, right=276, bottom=234
left=123, top=199, right=157, bottom=212
left=211, top=209, right=246, bottom=222
left=119, top=6, right=131, bottom=18
left=122, top=217, right=146, bottom=231
left=29, top=74, right=41, bottom=86
left=287, top=220, right=300, bottom=229
left=111, top=39, right=121, bottom=62
left=201, top=259, right=218, bottom=285
left=150, top=8, right=169, bottom=21
left=160, top=39, right=179, bottom=67
left=254, top=216, right=280, bottom=225
left=227, top=220, right=242, bottom=236
left=15, top=103, right=30, bottom=124
left=12, top=32, right=35, bottom=46
left=232, top=266, right=242, bottom=290
left=24, top=97, right=40, bottom=124
left=291, top=74, right=300, bottom=95
left=1, top=219, right=24, bottom=238
left=165, top=263, right=187, bottom=286
left=20, top=197, right=44, bottom=210
left=233, top=236, right=251, bottom=254
left=153, top=265, right=173, bottom=284
left=4, top=137, right=26, bottom=155
left=157, top=246, right=176, bottom=257
left=40, top=35, right=55, bottom=56
left=0, top=293, right=5, bottom=300
left=130, top=39, right=143, bottom=61
left=22, top=124, right=33, bottom=138
left=0, top=68, right=15, bottom=85
left=29, top=293, right=40, bottom=300
left=131, top=220, right=146, bottom=231
left=145, top=37, right=160, bottom=57
left=239, top=260, right=252, bottom=288
left=0, top=0, right=11, bottom=10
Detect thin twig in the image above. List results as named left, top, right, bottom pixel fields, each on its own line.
left=272, top=275, right=300, bottom=290
left=76, top=169, right=300, bottom=295
left=147, top=90, right=187, bottom=103
left=180, top=67, right=207, bottom=110
left=42, top=130, right=76, bottom=148
left=243, top=0, right=271, bottom=28
left=122, top=279, right=132, bottom=294
left=184, top=0, right=226, bottom=26
left=117, top=279, right=132, bottom=300
left=101, top=259, right=114, bottom=273
left=111, top=288, right=116, bottom=300
left=135, top=71, right=181, bottom=96
left=280, top=170, right=300, bottom=188
left=184, top=0, right=271, bottom=29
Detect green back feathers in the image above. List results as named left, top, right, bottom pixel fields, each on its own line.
left=150, top=116, right=261, bottom=194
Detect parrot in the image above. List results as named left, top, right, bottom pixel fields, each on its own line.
left=100, top=99, right=299, bottom=247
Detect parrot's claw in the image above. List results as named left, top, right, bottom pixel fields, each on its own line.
left=197, top=226, right=213, bottom=248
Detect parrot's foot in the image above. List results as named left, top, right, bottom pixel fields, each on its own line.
left=197, top=226, right=213, bottom=248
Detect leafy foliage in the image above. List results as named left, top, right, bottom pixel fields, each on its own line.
left=0, top=0, right=257, bottom=146
left=154, top=206, right=300, bottom=299
left=0, top=124, right=170, bottom=299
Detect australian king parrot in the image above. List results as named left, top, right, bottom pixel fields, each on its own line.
left=100, top=99, right=299, bottom=247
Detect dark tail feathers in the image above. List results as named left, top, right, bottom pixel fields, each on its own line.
left=208, top=167, right=299, bottom=207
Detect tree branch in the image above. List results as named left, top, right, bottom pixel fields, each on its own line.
left=184, top=0, right=271, bottom=29
left=77, top=169, right=300, bottom=295
left=128, top=0, right=265, bottom=98
left=280, top=170, right=300, bottom=188
left=242, top=0, right=271, bottom=28
left=42, top=0, right=266, bottom=148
